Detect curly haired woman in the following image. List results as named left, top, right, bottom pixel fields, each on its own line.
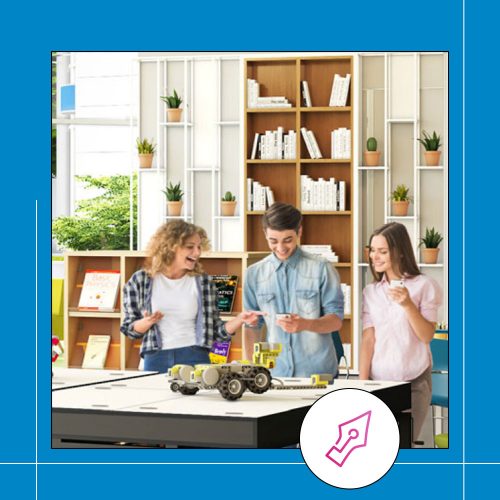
left=120, top=220, right=261, bottom=372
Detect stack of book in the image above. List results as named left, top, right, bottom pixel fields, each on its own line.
left=331, top=128, right=351, bottom=159
left=250, top=128, right=296, bottom=160
left=300, top=127, right=322, bottom=159
left=301, top=245, right=339, bottom=263
left=247, top=79, right=292, bottom=108
left=341, top=283, right=352, bottom=315
left=300, top=175, right=346, bottom=211
left=329, top=73, right=351, bottom=107
left=247, top=179, right=276, bottom=211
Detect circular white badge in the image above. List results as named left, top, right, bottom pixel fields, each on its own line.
left=300, top=388, right=400, bottom=489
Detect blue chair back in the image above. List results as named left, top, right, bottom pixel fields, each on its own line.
left=431, top=373, right=448, bottom=408
left=331, top=331, right=349, bottom=379
left=430, top=338, right=448, bottom=372
left=331, top=331, right=344, bottom=361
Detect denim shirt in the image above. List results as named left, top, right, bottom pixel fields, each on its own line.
left=243, top=247, right=344, bottom=377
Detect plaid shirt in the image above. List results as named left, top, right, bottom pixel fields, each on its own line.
left=120, top=270, right=231, bottom=357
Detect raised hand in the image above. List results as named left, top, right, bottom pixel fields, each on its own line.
left=133, top=310, right=164, bottom=334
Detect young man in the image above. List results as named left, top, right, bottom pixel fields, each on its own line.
left=243, top=202, right=344, bottom=377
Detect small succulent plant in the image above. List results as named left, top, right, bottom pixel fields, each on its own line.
left=160, top=89, right=182, bottom=109
left=136, top=138, right=156, bottom=154
left=419, top=227, right=443, bottom=248
left=366, top=137, right=377, bottom=152
left=417, top=130, right=441, bottom=151
left=162, top=181, right=184, bottom=201
left=391, top=184, right=412, bottom=202
left=221, top=191, right=236, bottom=202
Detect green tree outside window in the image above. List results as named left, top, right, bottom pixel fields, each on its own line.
left=52, top=174, right=137, bottom=250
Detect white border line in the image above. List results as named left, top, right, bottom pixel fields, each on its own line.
left=463, top=0, right=466, bottom=498
left=36, top=199, right=38, bottom=500
left=40, top=42, right=470, bottom=494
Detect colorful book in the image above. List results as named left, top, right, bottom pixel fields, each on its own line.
left=211, top=274, right=238, bottom=313
left=82, top=335, right=111, bottom=369
left=209, top=340, right=231, bottom=364
left=78, top=270, right=120, bottom=311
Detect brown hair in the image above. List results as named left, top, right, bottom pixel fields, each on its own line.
left=261, top=202, right=302, bottom=232
left=143, top=220, right=210, bottom=276
left=369, top=222, right=421, bottom=281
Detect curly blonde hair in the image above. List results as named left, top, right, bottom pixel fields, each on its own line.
left=143, top=220, right=210, bottom=276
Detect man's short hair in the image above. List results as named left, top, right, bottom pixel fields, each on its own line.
left=261, top=202, right=302, bottom=232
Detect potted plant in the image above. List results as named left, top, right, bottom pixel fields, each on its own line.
left=136, top=138, right=156, bottom=168
left=162, top=181, right=184, bottom=216
left=221, top=191, right=237, bottom=216
left=419, top=227, right=443, bottom=264
left=160, top=89, right=183, bottom=122
left=364, top=137, right=381, bottom=166
left=391, top=184, right=412, bottom=216
left=417, top=130, right=442, bottom=166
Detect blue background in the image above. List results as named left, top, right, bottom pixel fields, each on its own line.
left=0, top=0, right=491, bottom=497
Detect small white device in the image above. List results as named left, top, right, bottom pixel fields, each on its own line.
left=276, top=313, right=291, bottom=320
left=390, top=279, right=404, bottom=288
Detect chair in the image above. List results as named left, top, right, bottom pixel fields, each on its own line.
left=430, top=337, right=448, bottom=447
left=332, top=331, right=350, bottom=379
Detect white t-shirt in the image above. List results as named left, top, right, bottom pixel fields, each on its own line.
left=151, top=274, right=199, bottom=349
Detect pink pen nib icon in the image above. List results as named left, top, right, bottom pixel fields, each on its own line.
left=325, top=410, right=372, bottom=467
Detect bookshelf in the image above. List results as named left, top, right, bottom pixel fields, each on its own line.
left=63, top=251, right=268, bottom=370
left=244, top=56, right=354, bottom=367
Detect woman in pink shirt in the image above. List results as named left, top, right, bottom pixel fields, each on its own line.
left=360, top=222, right=443, bottom=442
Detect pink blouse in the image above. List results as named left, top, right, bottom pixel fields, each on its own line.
left=362, top=274, right=443, bottom=381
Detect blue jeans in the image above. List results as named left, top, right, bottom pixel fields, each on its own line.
left=143, top=346, right=210, bottom=373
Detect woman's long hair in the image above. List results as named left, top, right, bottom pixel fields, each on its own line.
left=143, top=220, right=210, bottom=276
left=368, top=222, right=421, bottom=281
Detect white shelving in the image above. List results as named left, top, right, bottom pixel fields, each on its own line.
left=137, top=55, right=243, bottom=252
left=357, top=53, right=448, bottom=373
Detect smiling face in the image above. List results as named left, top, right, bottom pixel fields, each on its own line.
left=264, top=227, right=302, bottom=261
left=170, top=234, right=203, bottom=276
left=369, top=235, right=399, bottom=280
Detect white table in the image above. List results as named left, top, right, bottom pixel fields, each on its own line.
left=51, top=367, right=157, bottom=391
left=52, top=373, right=411, bottom=448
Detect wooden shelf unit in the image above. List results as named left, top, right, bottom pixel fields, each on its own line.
left=244, top=56, right=354, bottom=366
left=64, top=251, right=269, bottom=370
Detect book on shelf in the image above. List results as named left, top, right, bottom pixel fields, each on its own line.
left=82, top=334, right=111, bottom=369
left=307, top=130, right=322, bottom=158
left=209, top=340, right=231, bottom=364
left=301, top=80, right=312, bottom=107
left=211, top=274, right=238, bottom=313
left=246, top=79, right=292, bottom=108
left=341, top=283, right=351, bottom=315
left=338, top=180, right=346, bottom=211
left=251, top=127, right=296, bottom=160
left=329, top=73, right=351, bottom=107
left=78, top=269, right=120, bottom=311
left=301, top=175, right=340, bottom=211
left=265, top=186, right=275, bottom=206
left=250, top=133, right=260, bottom=160
left=301, top=245, right=338, bottom=263
left=331, top=127, right=351, bottom=159
left=300, top=127, right=316, bottom=159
